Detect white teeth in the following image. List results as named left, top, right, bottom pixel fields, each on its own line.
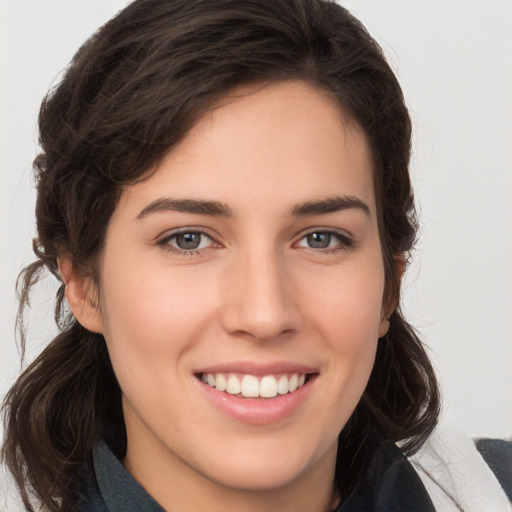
left=226, top=374, right=241, bottom=395
left=241, top=375, right=259, bottom=397
left=260, top=375, right=278, bottom=398
left=277, top=375, right=289, bottom=394
left=202, top=372, right=308, bottom=398
left=289, top=374, right=299, bottom=392
left=215, top=373, right=227, bottom=392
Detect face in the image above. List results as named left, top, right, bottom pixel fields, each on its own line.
left=83, top=81, right=390, bottom=498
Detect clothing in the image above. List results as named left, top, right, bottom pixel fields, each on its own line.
left=410, top=426, right=512, bottom=511
left=74, top=443, right=164, bottom=512
left=75, top=427, right=512, bottom=512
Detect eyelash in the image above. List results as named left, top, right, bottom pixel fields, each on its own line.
left=157, top=228, right=217, bottom=256
left=295, top=229, right=354, bottom=255
left=157, top=228, right=354, bottom=256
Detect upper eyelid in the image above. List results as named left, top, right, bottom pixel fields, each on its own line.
left=295, top=226, right=353, bottom=241
left=157, top=227, right=217, bottom=242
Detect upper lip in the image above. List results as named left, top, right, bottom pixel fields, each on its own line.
left=194, top=361, right=318, bottom=376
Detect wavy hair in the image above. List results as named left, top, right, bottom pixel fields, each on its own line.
left=2, top=0, right=440, bottom=509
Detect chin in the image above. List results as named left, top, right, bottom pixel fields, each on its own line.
left=189, top=434, right=338, bottom=493
left=200, top=456, right=313, bottom=491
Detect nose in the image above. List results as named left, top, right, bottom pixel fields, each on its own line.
left=220, top=249, right=301, bottom=343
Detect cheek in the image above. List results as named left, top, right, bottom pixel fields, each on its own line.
left=300, top=259, right=384, bottom=397
left=98, top=257, right=218, bottom=379
left=302, top=259, right=385, bottom=342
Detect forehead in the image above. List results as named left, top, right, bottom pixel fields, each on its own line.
left=118, top=80, right=375, bottom=217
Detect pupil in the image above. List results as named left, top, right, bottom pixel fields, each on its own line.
left=176, top=232, right=201, bottom=249
left=307, top=232, right=330, bottom=248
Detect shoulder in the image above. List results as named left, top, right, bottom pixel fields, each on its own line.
left=409, top=425, right=512, bottom=511
left=475, top=437, right=512, bottom=502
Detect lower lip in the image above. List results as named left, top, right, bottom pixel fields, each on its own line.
left=196, top=376, right=316, bottom=425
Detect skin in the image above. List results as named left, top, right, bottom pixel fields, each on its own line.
left=61, top=80, right=393, bottom=512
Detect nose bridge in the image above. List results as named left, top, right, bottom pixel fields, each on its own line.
left=222, top=243, right=298, bottom=341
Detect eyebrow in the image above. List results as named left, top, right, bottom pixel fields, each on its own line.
left=136, top=198, right=234, bottom=220
left=290, top=196, right=371, bottom=218
left=135, top=195, right=370, bottom=220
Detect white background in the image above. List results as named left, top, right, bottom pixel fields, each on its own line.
left=1, top=2, right=511, bottom=503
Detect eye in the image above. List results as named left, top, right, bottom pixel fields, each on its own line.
left=159, top=230, right=215, bottom=253
left=296, top=230, right=352, bottom=251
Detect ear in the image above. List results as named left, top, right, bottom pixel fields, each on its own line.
left=378, top=254, right=406, bottom=338
left=58, top=256, right=104, bottom=334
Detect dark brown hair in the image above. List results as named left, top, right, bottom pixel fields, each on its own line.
left=2, top=0, right=440, bottom=509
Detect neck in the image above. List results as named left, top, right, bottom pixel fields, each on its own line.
left=123, top=430, right=339, bottom=512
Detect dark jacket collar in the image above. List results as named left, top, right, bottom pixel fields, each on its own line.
left=77, top=436, right=435, bottom=511
left=337, top=434, right=435, bottom=511
left=75, top=442, right=164, bottom=512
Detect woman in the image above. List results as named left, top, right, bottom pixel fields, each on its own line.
left=2, top=1, right=510, bottom=511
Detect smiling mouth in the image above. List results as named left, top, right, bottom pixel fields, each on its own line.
left=198, top=372, right=315, bottom=398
